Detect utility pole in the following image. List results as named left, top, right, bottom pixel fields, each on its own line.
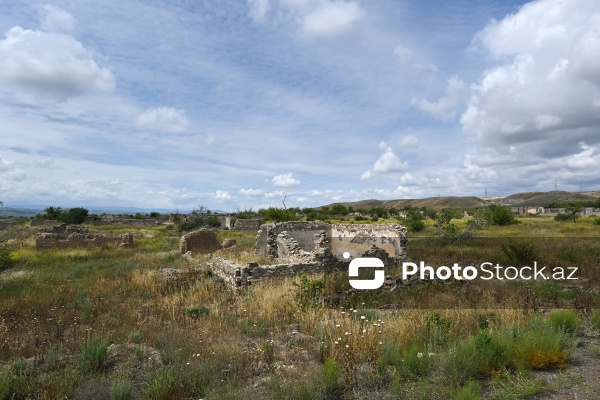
left=484, top=188, right=488, bottom=198
left=554, top=179, right=558, bottom=191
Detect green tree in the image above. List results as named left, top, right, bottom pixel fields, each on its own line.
left=59, top=207, right=89, bottom=224
left=564, top=203, right=581, bottom=223
left=479, top=204, right=515, bottom=226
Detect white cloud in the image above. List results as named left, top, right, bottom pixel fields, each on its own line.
left=250, top=0, right=364, bottom=38
left=462, top=155, right=498, bottom=182
left=264, top=190, right=285, bottom=198
left=462, top=0, right=600, bottom=157
left=302, top=1, right=363, bottom=38
left=0, top=26, right=115, bottom=100
left=565, top=142, right=600, bottom=169
left=398, top=172, right=414, bottom=185
left=398, top=135, right=419, bottom=148
left=393, top=44, right=412, bottom=62
left=361, top=141, right=408, bottom=180
left=136, top=107, right=189, bottom=133
left=214, top=190, right=232, bottom=201
left=0, top=158, right=26, bottom=182
left=40, top=4, right=76, bottom=33
left=412, top=76, right=465, bottom=121
left=248, top=0, right=270, bottom=21
left=239, top=188, right=264, bottom=197
left=272, top=173, right=300, bottom=188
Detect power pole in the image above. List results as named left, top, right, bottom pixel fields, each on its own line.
left=484, top=188, right=488, bottom=198
left=554, top=179, right=558, bottom=191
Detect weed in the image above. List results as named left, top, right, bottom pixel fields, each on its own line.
left=110, top=377, right=133, bottom=400
left=143, top=367, right=178, bottom=400
left=79, top=337, right=109, bottom=373
left=186, top=305, right=210, bottom=319
left=548, top=310, right=580, bottom=335
left=129, top=329, right=143, bottom=344
left=501, top=240, right=538, bottom=266
left=450, top=379, right=481, bottom=400
left=0, top=247, right=15, bottom=272
left=424, top=311, right=452, bottom=349
left=323, top=358, right=341, bottom=398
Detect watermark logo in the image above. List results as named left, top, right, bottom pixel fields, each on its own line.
left=345, top=252, right=385, bottom=290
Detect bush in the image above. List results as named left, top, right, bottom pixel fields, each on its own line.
left=406, top=218, right=425, bottom=232
left=591, top=309, right=600, bottom=330
left=484, top=205, right=515, bottom=226
left=554, top=213, right=572, bottom=221
left=548, top=310, right=580, bottom=335
left=0, top=247, right=15, bottom=272
left=79, top=337, right=109, bottom=373
left=322, top=359, right=341, bottom=398
left=501, top=240, right=538, bottom=266
left=110, top=378, right=133, bottom=400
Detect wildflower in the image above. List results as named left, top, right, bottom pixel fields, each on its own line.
left=335, top=324, right=340, bottom=328
left=345, top=344, right=349, bottom=348
left=360, top=316, right=365, bottom=320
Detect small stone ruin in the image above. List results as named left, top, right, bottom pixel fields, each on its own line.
left=179, top=228, right=237, bottom=255
left=35, top=224, right=133, bottom=250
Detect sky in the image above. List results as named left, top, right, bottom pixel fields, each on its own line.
left=0, top=0, right=599, bottom=212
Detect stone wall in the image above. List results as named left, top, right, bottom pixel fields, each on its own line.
left=255, top=221, right=329, bottom=255
left=256, top=222, right=407, bottom=261
left=179, top=228, right=237, bottom=254
left=119, top=219, right=161, bottom=226
left=30, top=219, right=60, bottom=227
left=232, top=218, right=262, bottom=232
left=0, top=220, right=19, bottom=230
left=207, top=257, right=344, bottom=288
left=35, top=230, right=133, bottom=250
left=330, top=223, right=407, bottom=259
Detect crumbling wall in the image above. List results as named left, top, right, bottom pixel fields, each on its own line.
left=256, top=222, right=407, bottom=261
left=119, top=219, right=161, bottom=226
left=30, top=219, right=60, bottom=227
left=232, top=218, right=262, bottom=232
left=330, top=223, right=407, bottom=259
left=35, top=230, right=133, bottom=250
left=255, top=221, right=329, bottom=256
left=179, top=228, right=237, bottom=254
left=207, top=257, right=342, bottom=288
left=0, top=220, right=19, bottom=230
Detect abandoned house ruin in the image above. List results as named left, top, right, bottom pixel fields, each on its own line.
left=203, top=222, right=407, bottom=288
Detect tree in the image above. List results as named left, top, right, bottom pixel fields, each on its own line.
left=60, top=207, right=89, bottom=224
left=564, top=203, right=581, bottom=223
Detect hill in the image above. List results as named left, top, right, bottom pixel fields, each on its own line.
left=323, top=190, right=600, bottom=211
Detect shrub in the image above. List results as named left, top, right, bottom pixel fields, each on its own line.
left=186, top=305, right=210, bottom=319
left=424, top=312, right=452, bottom=349
left=129, top=329, right=143, bottom=344
left=591, top=309, right=600, bottom=330
left=79, top=337, right=109, bottom=373
left=484, top=204, right=515, bottom=226
left=554, top=213, right=572, bottom=221
left=548, top=310, right=580, bottom=335
left=110, top=378, right=133, bottom=400
left=323, top=359, right=341, bottom=398
left=594, top=218, right=600, bottom=226
left=398, top=343, right=432, bottom=380
left=144, top=368, right=178, bottom=400
left=294, top=274, right=325, bottom=309
left=406, top=218, right=425, bottom=232
left=0, top=247, right=15, bottom=272
left=501, top=240, right=538, bottom=266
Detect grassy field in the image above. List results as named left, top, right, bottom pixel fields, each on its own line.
left=0, top=217, right=599, bottom=399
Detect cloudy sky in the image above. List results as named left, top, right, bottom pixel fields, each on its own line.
left=1, top=0, right=599, bottom=212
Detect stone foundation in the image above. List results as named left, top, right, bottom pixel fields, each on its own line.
left=35, top=227, right=133, bottom=250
